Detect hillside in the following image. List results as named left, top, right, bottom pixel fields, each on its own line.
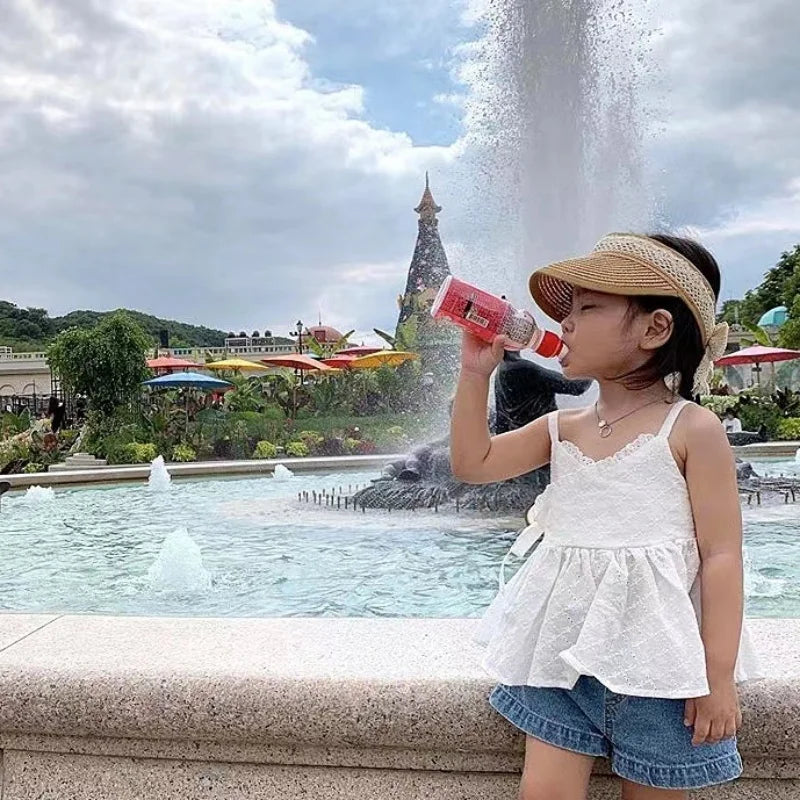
left=0, top=301, right=232, bottom=351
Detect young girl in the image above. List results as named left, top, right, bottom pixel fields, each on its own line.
left=451, top=233, right=762, bottom=799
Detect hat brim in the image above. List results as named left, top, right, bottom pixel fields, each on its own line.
left=529, top=255, right=680, bottom=323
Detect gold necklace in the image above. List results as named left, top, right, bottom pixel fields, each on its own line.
left=595, top=398, right=671, bottom=439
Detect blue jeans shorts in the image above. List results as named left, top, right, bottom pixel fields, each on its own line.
left=490, top=677, right=743, bottom=790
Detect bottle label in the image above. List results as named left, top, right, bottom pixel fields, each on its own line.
left=465, top=307, right=490, bottom=328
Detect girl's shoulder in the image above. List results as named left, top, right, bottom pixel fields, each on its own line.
left=675, top=400, right=724, bottom=434
left=672, top=400, right=731, bottom=457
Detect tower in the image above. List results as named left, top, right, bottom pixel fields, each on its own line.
left=393, top=174, right=460, bottom=389
left=396, top=173, right=452, bottom=330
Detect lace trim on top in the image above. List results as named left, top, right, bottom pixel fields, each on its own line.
left=558, top=433, right=656, bottom=467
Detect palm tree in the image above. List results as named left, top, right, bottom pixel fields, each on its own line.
left=303, top=330, right=356, bottom=359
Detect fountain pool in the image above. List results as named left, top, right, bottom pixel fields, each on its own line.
left=1, top=464, right=798, bottom=618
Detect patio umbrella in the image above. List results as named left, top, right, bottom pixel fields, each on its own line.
left=334, top=346, right=385, bottom=357
left=143, top=372, right=233, bottom=389
left=146, top=356, right=200, bottom=372
left=347, top=351, right=419, bottom=369
left=143, top=372, right=233, bottom=431
left=260, top=354, right=335, bottom=372
left=321, top=354, right=358, bottom=369
left=715, top=345, right=800, bottom=387
left=205, top=357, right=269, bottom=373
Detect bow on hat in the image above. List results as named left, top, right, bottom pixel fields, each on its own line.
left=692, top=321, right=729, bottom=398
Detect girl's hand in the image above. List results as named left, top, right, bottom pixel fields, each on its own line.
left=684, top=679, right=742, bottom=745
left=460, top=330, right=507, bottom=377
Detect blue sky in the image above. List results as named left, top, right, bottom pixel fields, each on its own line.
left=278, top=1, right=472, bottom=146
left=0, top=0, right=798, bottom=342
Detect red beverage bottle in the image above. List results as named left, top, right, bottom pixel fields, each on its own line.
left=431, top=276, right=567, bottom=360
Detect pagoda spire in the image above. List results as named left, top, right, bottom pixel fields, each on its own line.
left=414, top=170, right=442, bottom=221
left=396, top=173, right=451, bottom=329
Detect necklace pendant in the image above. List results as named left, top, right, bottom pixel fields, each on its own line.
left=599, top=423, right=613, bottom=439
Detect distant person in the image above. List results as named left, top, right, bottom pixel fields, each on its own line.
left=723, top=409, right=743, bottom=434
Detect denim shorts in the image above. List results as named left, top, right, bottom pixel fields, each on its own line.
left=489, top=677, right=743, bottom=790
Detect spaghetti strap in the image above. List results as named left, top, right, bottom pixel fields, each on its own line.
left=657, top=399, right=689, bottom=439
left=547, top=410, right=560, bottom=444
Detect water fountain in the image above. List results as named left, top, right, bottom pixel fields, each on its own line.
left=147, top=455, right=172, bottom=492
left=273, top=464, right=295, bottom=481
left=146, top=526, right=212, bottom=593
left=22, top=485, right=56, bottom=504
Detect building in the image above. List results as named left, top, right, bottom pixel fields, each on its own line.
left=394, top=174, right=460, bottom=376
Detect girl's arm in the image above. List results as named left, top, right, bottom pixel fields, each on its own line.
left=450, top=333, right=551, bottom=484
left=683, top=404, right=744, bottom=744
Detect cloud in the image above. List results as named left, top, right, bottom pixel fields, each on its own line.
left=1, top=0, right=798, bottom=346
left=645, top=0, right=800, bottom=294
left=0, top=0, right=455, bottom=340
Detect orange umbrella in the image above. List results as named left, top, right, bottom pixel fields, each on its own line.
left=260, top=354, right=335, bottom=371
left=146, top=356, right=200, bottom=372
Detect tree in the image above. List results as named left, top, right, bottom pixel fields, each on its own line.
left=47, top=312, right=152, bottom=416
left=373, top=316, right=419, bottom=352
left=781, top=296, right=800, bottom=350
left=718, top=244, right=800, bottom=328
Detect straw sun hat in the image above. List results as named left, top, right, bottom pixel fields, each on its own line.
left=528, top=233, right=729, bottom=396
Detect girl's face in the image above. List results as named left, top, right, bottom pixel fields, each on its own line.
left=558, top=287, right=663, bottom=382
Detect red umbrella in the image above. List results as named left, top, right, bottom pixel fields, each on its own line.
left=321, top=354, right=357, bottom=369
left=715, top=345, right=800, bottom=387
left=334, top=345, right=385, bottom=356
left=715, top=345, right=800, bottom=367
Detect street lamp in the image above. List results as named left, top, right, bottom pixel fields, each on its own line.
left=288, top=319, right=305, bottom=419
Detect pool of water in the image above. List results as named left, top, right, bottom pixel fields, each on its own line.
left=1, top=463, right=798, bottom=618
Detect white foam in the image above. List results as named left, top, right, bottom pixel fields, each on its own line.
left=22, top=486, right=56, bottom=504
left=272, top=464, right=294, bottom=481
left=147, top=456, right=172, bottom=492
left=146, top=527, right=211, bottom=592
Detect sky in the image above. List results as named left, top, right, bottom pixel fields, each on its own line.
left=0, top=0, right=798, bottom=344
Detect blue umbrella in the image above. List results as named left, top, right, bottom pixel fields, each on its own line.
left=143, top=371, right=233, bottom=433
left=142, top=371, right=232, bottom=389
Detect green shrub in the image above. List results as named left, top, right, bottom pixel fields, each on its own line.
left=284, top=440, right=309, bottom=458
left=297, top=430, right=324, bottom=447
left=122, top=442, right=158, bottom=463
left=700, top=396, right=739, bottom=416
left=23, top=462, right=44, bottom=474
left=253, top=440, right=278, bottom=459
left=738, top=400, right=783, bottom=439
left=172, top=444, right=197, bottom=462
left=776, top=418, right=800, bottom=441
left=343, top=437, right=360, bottom=454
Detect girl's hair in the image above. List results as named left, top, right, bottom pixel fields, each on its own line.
left=613, top=233, right=721, bottom=400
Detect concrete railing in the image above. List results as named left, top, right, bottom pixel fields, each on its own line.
left=169, top=344, right=296, bottom=358
left=0, top=616, right=795, bottom=799
left=0, top=351, right=48, bottom=362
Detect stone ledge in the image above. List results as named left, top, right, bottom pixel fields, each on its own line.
left=0, top=615, right=794, bottom=765
left=5, top=454, right=403, bottom=489
left=733, top=441, right=800, bottom=459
